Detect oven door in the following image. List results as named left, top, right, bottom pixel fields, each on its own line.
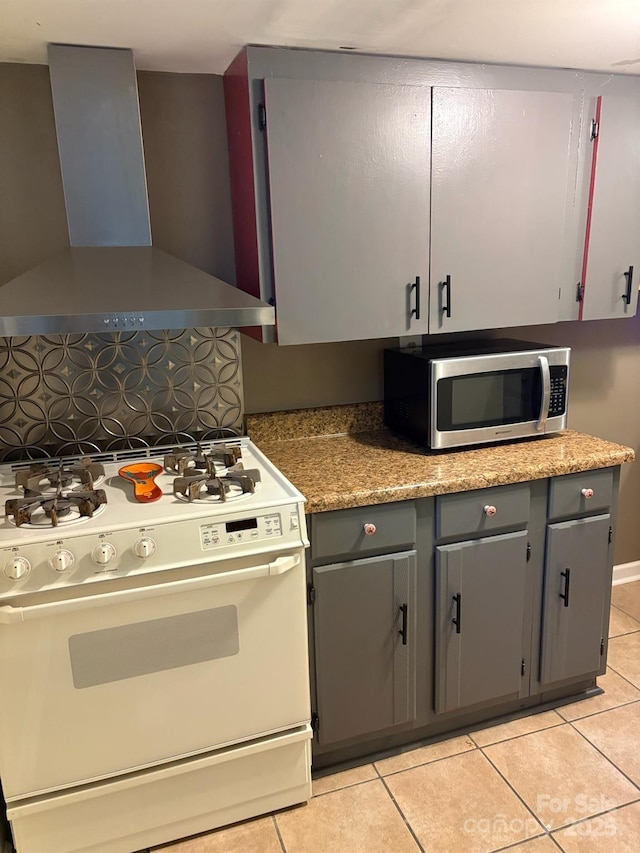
left=431, top=348, right=569, bottom=449
left=0, top=547, right=309, bottom=800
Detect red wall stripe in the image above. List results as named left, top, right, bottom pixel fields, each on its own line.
left=579, top=95, right=602, bottom=321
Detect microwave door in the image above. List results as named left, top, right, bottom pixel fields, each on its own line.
left=431, top=355, right=548, bottom=449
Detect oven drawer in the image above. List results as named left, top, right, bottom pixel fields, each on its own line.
left=7, top=727, right=312, bottom=853
left=436, top=483, right=531, bottom=540
left=311, top=501, right=416, bottom=562
left=548, top=468, right=614, bottom=520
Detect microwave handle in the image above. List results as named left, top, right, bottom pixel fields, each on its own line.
left=536, top=355, right=551, bottom=431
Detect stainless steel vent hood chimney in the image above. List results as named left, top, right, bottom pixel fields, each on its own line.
left=0, top=44, right=274, bottom=336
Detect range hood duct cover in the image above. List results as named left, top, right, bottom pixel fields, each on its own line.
left=0, top=44, right=274, bottom=336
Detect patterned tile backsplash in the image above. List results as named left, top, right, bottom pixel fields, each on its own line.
left=0, top=328, right=244, bottom=461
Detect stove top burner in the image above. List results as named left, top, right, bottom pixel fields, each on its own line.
left=15, top=458, right=106, bottom=493
left=5, top=488, right=108, bottom=528
left=173, top=468, right=261, bottom=503
left=164, top=443, right=243, bottom=476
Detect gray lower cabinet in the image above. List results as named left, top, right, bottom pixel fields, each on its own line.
left=312, top=551, right=417, bottom=745
left=539, top=514, right=611, bottom=684
left=435, top=531, right=528, bottom=713
left=307, top=467, right=620, bottom=766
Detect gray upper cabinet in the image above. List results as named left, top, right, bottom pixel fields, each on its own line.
left=225, top=47, right=640, bottom=343
left=263, top=77, right=430, bottom=345
left=429, top=87, right=575, bottom=334
left=580, top=95, right=640, bottom=320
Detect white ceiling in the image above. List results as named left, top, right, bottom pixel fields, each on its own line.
left=2, top=0, right=640, bottom=75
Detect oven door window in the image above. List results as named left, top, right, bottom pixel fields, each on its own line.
left=437, top=368, right=541, bottom=431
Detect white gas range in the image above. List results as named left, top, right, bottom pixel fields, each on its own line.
left=0, top=438, right=312, bottom=853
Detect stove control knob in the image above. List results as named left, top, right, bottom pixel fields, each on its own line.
left=49, top=549, right=74, bottom=573
left=133, top=537, right=157, bottom=559
left=92, top=543, right=116, bottom=566
left=4, top=556, right=31, bottom=581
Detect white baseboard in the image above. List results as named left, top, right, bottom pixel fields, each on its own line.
left=612, top=560, right=640, bottom=586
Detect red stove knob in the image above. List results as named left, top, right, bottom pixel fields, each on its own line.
left=363, top=523, right=377, bottom=536
left=484, top=505, right=497, bottom=517
left=581, top=488, right=594, bottom=499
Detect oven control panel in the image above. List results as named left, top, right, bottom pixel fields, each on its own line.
left=200, top=512, right=283, bottom=549
left=0, top=504, right=307, bottom=598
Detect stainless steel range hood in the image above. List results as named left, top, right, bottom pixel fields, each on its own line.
left=0, top=44, right=274, bottom=336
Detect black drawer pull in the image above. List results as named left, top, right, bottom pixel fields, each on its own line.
left=623, top=265, right=634, bottom=305
left=560, top=568, right=571, bottom=608
left=398, top=603, right=408, bottom=645
left=442, top=275, right=452, bottom=318
left=452, top=593, right=461, bottom=633
left=410, top=276, right=421, bottom=320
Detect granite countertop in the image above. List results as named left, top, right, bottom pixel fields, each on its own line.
left=247, top=404, right=635, bottom=514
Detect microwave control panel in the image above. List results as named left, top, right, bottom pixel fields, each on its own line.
left=549, top=365, right=568, bottom=416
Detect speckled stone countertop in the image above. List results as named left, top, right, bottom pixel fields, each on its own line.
left=246, top=404, right=635, bottom=513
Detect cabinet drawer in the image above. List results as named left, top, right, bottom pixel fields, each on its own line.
left=311, top=502, right=416, bottom=562
left=436, top=484, right=530, bottom=540
left=548, top=468, right=614, bottom=520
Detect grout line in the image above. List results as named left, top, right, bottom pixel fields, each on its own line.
left=476, top=747, right=548, bottom=835
left=606, top=662, right=640, bottom=692
left=372, top=740, right=477, bottom=780
left=312, top=775, right=378, bottom=797
left=272, top=815, right=287, bottom=853
left=469, top=719, right=566, bottom=750
left=568, top=721, right=640, bottom=793
left=609, top=601, right=640, bottom=622
left=377, top=773, right=426, bottom=853
left=489, top=831, right=556, bottom=852
left=549, top=794, right=640, bottom=842
left=557, top=696, right=640, bottom=724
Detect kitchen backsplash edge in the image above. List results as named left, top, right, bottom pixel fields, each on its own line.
left=245, top=401, right=384, bottom=443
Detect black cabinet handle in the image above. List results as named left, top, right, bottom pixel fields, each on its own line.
left=442, top=275, right=452, bottom=318
left=398, top=603, right=408, bottom=645
left=410, top=276, right=421, bottom=320
left=560, top=568, right=571, bottom=608
left=623, top=265, right=634, bottom=305
left=452, top=593, right=461, bottom=633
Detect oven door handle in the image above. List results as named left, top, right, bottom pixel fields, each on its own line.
left=536, top=355, right=551, bottom=432
left=0, top=551, right=302, bottom=624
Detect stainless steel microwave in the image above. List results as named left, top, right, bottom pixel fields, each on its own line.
left=384, top=339, right=570, bottom=450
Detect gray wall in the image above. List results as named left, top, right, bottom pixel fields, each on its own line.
left=1, top=63, right=638, bottom=562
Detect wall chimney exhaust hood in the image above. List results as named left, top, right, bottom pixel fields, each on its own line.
left=0, top=44, right=275, bottom=337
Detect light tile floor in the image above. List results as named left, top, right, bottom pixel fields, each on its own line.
left=150, top=581, right=640, bottom=853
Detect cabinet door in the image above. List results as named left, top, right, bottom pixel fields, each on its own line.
left=580, top=96, right=640, bottom=320
left=312, top=551, right=417, bottom=746
left=429, top=87, right=574, bottom=334
left=540, top=515, right=611, bottom=685
left=435, top=531, right=527, bottom=714
left=264, top=77, right=430, bottom=345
